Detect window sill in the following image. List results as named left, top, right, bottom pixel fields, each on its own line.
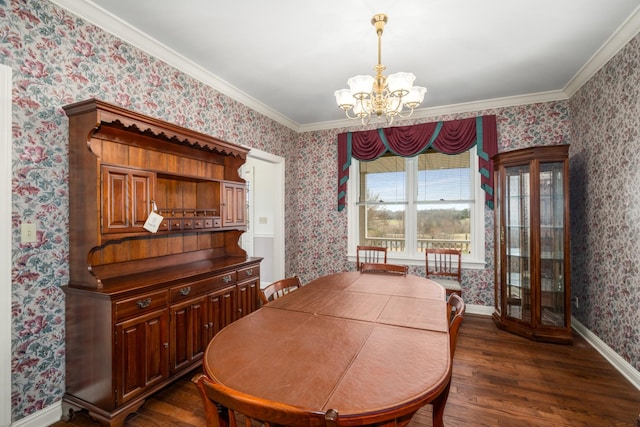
left=348, top=255, right=487, bottom=271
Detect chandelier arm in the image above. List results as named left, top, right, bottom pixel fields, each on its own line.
left=343, top=109, right=360, bottom=121
left=397, top=106, right=416, bottom=119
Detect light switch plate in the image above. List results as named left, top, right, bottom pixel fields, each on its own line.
left=21, top=223, right=37, bottom=243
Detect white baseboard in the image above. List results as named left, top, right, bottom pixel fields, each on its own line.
left=467, top=303, right=495, bottom=316
left=572, top=318, right=640, bottom=391
left=10, top=400, right=61, bottom=427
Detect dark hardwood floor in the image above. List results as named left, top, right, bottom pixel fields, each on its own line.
left=51, top=315, right=640, bottom=427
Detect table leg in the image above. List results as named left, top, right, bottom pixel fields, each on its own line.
left=431, top=381, right=451, bottom=427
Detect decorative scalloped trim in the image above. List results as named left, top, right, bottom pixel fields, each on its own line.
left=100, top=119, right=246, bottom=158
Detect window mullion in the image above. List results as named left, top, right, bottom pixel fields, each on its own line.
left=404, top=157, right=417, bottom=256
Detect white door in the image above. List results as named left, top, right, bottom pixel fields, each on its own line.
left=241, top=149, right=284, bottom=287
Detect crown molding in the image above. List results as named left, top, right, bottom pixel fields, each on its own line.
left=299, top=90, right=569, bottom=133
left=49, top=0, right=301, bottom=132
left=564, top=5, right=640, bottom=97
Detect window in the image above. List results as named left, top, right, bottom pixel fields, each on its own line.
left=348, top=147, right=485, bottom=267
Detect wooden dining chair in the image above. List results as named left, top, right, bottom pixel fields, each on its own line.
left=259, top=276, right=302, bottom=305
left=447, top=293, right=466, bottom=357
left=430, top=293, right=466, bottom=427
left=356, top=245, right=387, bottom=271
left=425, top=248, right=462, bottom=297
left=360, top=262, right=408, bottom=275
left=194, top=374, right=339, bottom=427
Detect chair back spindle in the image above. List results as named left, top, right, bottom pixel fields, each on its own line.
left=260, top=276, right=302, bottom=305
left=425, top=248, right=462, bottom=297
left=356, top=246, right=387, bottom=271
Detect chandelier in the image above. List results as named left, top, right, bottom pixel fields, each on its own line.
left=335, top=14, right=426, bottom=125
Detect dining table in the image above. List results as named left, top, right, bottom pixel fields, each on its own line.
left=202, top=271, right=452, bottom=427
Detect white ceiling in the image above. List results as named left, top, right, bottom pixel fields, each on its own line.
left=54, top=1, right=640, bottom=131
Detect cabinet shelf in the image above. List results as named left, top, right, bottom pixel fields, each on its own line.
left=492, top=145, right=572, bottom=344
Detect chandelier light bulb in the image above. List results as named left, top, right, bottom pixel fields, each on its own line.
left=334, top=89, right=354, bottom=110
left=386, top=72, right=415, bottom=97
left=347, top=75, right=375, bottom=99
left=404, top=86, right=427, bottom=108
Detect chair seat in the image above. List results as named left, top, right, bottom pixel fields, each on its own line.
left=430, top=278, right=462, bottom=291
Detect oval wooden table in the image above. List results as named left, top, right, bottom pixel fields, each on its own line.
left=203, top=271, right=452, bottom=427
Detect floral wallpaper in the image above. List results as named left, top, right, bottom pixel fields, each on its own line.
left=569, top=33, right=640, bottom=370
left=1, top=0, right=637, bottom=422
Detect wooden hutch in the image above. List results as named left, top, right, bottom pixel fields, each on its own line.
left=62, top=99, right=262, bottom=426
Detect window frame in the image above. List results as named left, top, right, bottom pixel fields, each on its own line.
left=347, top=146, right=486, bottom=269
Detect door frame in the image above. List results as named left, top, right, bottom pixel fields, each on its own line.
left=1, top=64, right=12, bottom=427
left=245, top=148, right=285, bottom=284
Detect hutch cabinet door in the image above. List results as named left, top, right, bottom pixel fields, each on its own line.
left=205, top=285, right=237, bottom=342
left=170, top=296, right=207, bottom=374
left=221, top=182, right=246, bottom=227
left=114, top=309, right=169, bottom=406
left=102, top=166, right=155, bottom=234
left=236, top=277, right=259, bottom=319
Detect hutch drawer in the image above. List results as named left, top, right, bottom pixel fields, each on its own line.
left=238, top=265, right=259, bottom=281
left=170, top=276, right=217, bottom=303
left=115, top=290, right=168, bottom=322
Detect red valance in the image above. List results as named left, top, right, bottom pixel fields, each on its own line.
left=337, top=115, right=497, bottom=211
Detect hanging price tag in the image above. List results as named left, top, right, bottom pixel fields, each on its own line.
left=143, top=200, right=163, bottom=233
left=143, top=211, right=163, bottom=233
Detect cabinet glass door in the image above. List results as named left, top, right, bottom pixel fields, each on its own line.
left=539, top=162, right=566, bottom=327
left=505, top=165, right=530, bottom=322
left=494, top=175, right=502, bottom=316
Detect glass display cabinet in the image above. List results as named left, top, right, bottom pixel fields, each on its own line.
left=492, top=145, right=572, bottom=343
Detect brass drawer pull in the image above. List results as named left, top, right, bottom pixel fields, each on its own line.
left=223, top=275, right=233, bottom=283
left=245, top=269, right=253, bottom=276
left=179, top=286, right=191, bottom=296
left=136, top=298, right=151, bottom=309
